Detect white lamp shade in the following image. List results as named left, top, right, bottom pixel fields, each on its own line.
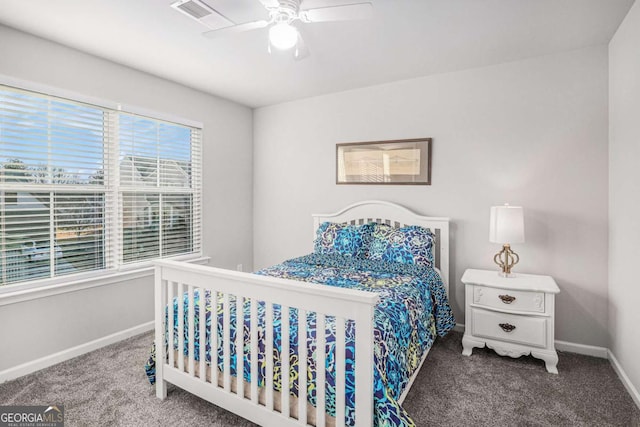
left=489, top=205, right=525, bottom=244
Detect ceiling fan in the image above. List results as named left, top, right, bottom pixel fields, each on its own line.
left=171, top=0, right=373, bottom=60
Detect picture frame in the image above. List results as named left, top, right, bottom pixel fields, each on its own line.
left=336, top=138, right=432, bottom=185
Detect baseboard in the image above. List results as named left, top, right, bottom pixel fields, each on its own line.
left=608, top=350, right=640, bottom=410
left=0, top=321, right=154, bottom=384
left=555, top=340, right=608, bottom=359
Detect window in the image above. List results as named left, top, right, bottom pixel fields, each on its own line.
left=119, top=114, right=200, bottom=263
left=0, top=85, right=202, bottom=287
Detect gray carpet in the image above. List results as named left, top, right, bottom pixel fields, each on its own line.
left=0, top=331, right=638, bottom=426
left=403, top=332, right=640, bottom=426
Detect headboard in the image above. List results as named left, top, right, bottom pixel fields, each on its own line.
left=312, top=200, right=450, bottom=294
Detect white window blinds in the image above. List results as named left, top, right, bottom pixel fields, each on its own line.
left=118, top=113, right=202, bottom=264
left=0, top=84, right=202, bottom=287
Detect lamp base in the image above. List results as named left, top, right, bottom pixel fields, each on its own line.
left=494, top=244, right=520, bottom=277
left=497, top=271, right=517, bottom=278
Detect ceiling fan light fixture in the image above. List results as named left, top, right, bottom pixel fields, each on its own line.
left=268, top=22, right=298, bottom=50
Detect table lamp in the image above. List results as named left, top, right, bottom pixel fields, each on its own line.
left=490, top=204, right=525, bottom=277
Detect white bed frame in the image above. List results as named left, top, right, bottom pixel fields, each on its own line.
left=154, top=200, right=450, bottom=427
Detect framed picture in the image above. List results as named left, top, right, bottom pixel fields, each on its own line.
left=336, top=138, right=432, bottom=185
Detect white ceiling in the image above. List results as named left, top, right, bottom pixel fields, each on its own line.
left=0, top=0, right=634, bottom=107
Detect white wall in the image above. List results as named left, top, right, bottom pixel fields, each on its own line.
left=609, top=0, right=640, bottom=400
left=0, top=25, right=253, bottom=372
left=254, top=46, right=609, bottom=346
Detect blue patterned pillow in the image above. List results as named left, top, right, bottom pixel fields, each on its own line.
left=313, top=222, right=374, bottom=258
left=368, top=224, right=435, bottom=267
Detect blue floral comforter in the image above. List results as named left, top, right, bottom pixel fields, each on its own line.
left=145, top=254, right=455, bottom=426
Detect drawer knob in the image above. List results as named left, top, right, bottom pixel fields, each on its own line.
left=499, top=323, right=516, bottom=333
left=498, top=294, right=516, bottom=304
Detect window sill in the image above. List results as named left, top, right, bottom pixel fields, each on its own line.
left=0, top=256, right=210, bottom=306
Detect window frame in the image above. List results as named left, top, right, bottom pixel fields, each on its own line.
left=0, top=76, right=204, bottom=296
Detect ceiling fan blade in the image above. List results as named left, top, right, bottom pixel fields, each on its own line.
left=293, top=32, right=310, bottom=61
left=202, top=20, right=269, bottom=38
left=302, top=2, right=373, bottom=23
left=257, top=0, right=280, bottom=9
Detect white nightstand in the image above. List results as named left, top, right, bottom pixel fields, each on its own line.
left=461, top=268, right=560, bottom=373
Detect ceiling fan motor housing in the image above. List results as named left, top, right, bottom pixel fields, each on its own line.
left=271, top=0, right=301, bottom=23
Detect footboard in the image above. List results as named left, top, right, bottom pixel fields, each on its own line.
left=154, top=260, right=378, bottom=427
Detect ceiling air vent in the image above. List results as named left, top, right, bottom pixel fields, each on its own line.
left=172, top=0, right=212, bottom=19
left=171, top=0, right=233, bottom=29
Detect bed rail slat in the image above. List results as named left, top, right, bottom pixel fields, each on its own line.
left=188, top=285, right=195, bottom=376
left=199, top=287, right=206, bottom=382
left=281, top=305, right=291, bottom=418
left=154, top=267, right=167, bottom=399
left=335, top=316, right=346, bottom=427
left=236, top=295, right=244, bottom=396
left=168, top=281, right=175, bottom=369
left=177, top=282, right=185, bottom=375
left=434, top=228, right=441, bottom=270
left=223, top=293, right=231, bottom=392
left=354, top=305, right=375, bottom=427
left=265, top=302, right=274, bottom=410
left=250, top=298, right=259, bottom=404
left=316, top=313, right=326, bottom=427
left=211, top=290, right=218, bottom=387
left=298, top=309, right=307, bottom=425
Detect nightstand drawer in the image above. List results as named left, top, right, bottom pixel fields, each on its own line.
left=471, top=308, right=547, bottom=348
left=472, top=285, right=545, bottom=313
